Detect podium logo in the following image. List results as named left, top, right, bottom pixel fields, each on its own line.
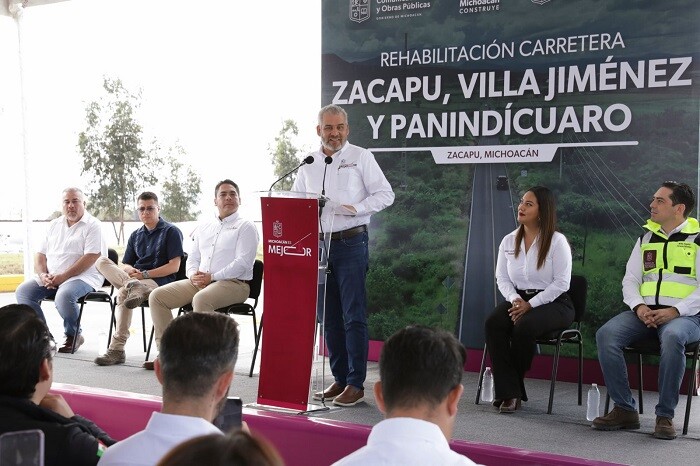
left=350, top=0, right=370, bottom=23
left=273, top=220, right=283, bottom=238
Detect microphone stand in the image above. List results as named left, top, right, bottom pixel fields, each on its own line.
left=269, top=155, right=314, bottom=192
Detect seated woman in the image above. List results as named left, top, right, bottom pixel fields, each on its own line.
left=484, top=186, right=573, bottom=413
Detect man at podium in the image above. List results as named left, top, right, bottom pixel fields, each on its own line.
left=293, top=104, right=395, bottom=407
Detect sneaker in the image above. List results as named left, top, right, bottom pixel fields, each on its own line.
left=123, top=281, right=150, bottom=309
left=142, top=360, right=155, bottom=370
left=591, top=406, right=640, bottom=431
left=313, top=382, right=345, bottom=401
left=653, top=416, right=677, bottom=440
left=333, top=385, right=364, bottom=407
left=94, top=349, right=126, bottom=366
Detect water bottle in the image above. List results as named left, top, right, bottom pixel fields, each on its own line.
left=586, top=383, right=600, bottom=421
left=97, top=331, right=108, bottom=355
left=481, top=367, right=494, bottom=403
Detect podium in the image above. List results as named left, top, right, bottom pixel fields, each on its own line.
left=256, top=191, right=333, bottom=411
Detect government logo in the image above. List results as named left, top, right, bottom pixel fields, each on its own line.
left=350, top=0, right=370, bottom=23
left=273, top=220, right=283, bottom=238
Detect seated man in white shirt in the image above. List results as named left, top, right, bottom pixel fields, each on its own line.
left=97, top=312, right=240, bottom=465
left=144, top=179, right=259, bottom=369
left=333, top=325, right=480, bottom=466
left=15, top=187, right=106, bottom=353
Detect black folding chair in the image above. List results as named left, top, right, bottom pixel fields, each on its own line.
left=603, top=338, right=700, bottom=435
left=476, top=275, right=588, bottom=414
left=44, top=248, right=118, bottom=354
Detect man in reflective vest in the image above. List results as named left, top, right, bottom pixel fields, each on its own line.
left=593, top=181, right=700, bottom=440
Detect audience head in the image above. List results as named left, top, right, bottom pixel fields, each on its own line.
left=377, top=325, right=466, bottom=416
left=157, top=431, right=283, bottom=466
left=157, top=312, right=239, bottom=404
left=0, top=304, right=56, bottom=399
left=661, top=181, right=695, bottom=218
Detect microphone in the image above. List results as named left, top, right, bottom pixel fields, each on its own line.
left=268, top=155, right=314, bottom=191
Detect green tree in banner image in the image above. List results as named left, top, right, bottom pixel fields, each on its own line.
left=78, top=76, right=160, bottom=244
left=160, top=146, right=202, bottom=222
left=269, top=119, right=302, bottom=191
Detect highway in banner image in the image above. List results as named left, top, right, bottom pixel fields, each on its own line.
left=459, top=159, right=518, bottom=349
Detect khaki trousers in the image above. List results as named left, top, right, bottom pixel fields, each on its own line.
left=95, top=256, right=158, bottom=351
left=148, top=278, right=250, bottom=352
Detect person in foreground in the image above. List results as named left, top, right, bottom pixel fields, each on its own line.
left=145, top=179, right=258, bottom=370
left=15, top=187, right=106, bottom=353
left=484, top=186, right=573, bottom=413
left=333, top=325, right=480, bottom=466
left=293, top=104, right=395, bottom=407
left=593, top=181, right=700, bottom=440
left=0, top=304, right=115, bottom=466
left=97, top=312, right=241, bottom=465
left=157, top=431, right=283, bottom=466
left=94, top=191, right=183, bottom=366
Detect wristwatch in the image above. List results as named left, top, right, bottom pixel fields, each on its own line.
left=142, top=270, right=150, bottom=279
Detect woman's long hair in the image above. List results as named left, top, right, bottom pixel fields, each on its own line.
left=514, top=186, right=557, bottom=269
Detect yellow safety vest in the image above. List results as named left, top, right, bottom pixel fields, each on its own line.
left=639, top=218, right=700, bottom=305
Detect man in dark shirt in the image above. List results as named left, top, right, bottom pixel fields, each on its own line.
left=94, top=192, right=183, bottom=366
left=0, top=304, right=115, bottom=465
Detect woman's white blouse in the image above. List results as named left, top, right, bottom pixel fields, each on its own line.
left=495, top=230, right=572, bottom=308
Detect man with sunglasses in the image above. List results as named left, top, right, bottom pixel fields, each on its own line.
left=0, top=304, right=115, bottom=465
left=94, top=192, right=183, bottom=366
left=594, top=181, right=700, bottom=440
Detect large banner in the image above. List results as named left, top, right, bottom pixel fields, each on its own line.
left=322, top=0, right=699, bottom=355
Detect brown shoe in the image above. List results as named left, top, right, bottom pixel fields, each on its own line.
left=499, top=398, right=521, bottom=414
left=94, top=349, right=126, bottom=366
left=492, top=398, right=503, bottom=408
left=123, top=281, right=150, bottom=309
left=57, top=334, right=85, bottom=353
left=592, top=406, right=640, bottom=430
left=653, top=416, right=677, bottom=440
left=333, top=385, right=364, bottom=407
left=313, top=382, right=345, bottom=401
left=142, top=360, right=155, bottom=370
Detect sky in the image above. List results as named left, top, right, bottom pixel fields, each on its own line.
left=0, top=0, right=321, bottom=221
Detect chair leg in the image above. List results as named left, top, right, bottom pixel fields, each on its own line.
left=604, top=392, right=610, bottom=414
left=72, top=302, right=86, bottom=354
left=107, top=304, right=116, bottom=350
left=146, top=326, right=154, bottom=361
left=547, top=344, right=561, bottom=414
left=577, top=340, right=583, bottom=405
left=637, top=353, right=644, bottom=415
left=141, top=306, right=147, bottom=352
left=683, top=349, right=699, bottom=435
left=475, top=344, right=488, bottom=405
left=249, top=315, right=263, bottom=378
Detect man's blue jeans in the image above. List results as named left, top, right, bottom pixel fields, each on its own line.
left=15, top=278, right=94, bottom=337
left=596, top=310, right=700, bottom=418
left=319, top=232, right=369, bottom=390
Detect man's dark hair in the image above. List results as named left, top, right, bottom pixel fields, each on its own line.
left=159, top=312, right=239, bottom=400
left=662, top=181, right=695, bottom=218
left=215, top=180, right=240, bottom=197
left=138, top=191, right=159, bottom=203
left=0, top=304, right=55, bottom=399
left=379, top=325, right=466, bottom=411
